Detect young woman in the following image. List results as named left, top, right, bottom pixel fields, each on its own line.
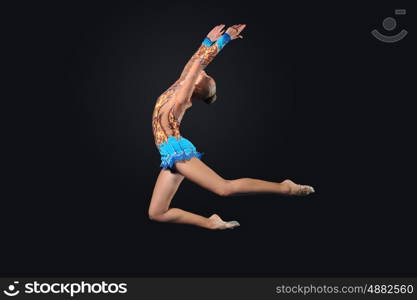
left=149, top=24, right=314, bottom=230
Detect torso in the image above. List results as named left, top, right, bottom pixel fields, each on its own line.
left=152, top=80, right=192, bottom=147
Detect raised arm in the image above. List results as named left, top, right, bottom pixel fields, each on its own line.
left=179, top=25, right=226, bottom=79
left=175, top=24, right=246, bottom=103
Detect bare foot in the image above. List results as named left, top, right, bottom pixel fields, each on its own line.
left=282, top=179, right=315, bottom=196
left=208, top=214, right=240, bottom=230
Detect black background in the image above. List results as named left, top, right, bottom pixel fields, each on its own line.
left=2, top=0, right=416, bottom=276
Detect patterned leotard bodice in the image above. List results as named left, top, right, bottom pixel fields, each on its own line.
left=152, top=81, right=185, bottom=147
left=152, top=32, right=230, bottom=147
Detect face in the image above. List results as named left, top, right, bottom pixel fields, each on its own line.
left=192, top=71, right=216, bottom=102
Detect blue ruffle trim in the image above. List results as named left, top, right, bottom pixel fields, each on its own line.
left=160, top=151, right=204, bottom=169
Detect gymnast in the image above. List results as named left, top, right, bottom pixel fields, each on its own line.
left=149, top=24, right=314, bottom=230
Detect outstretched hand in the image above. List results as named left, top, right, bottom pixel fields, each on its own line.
left=225, top=24, right=246, bottom=39
left=206, top=25, right=226, bottom=42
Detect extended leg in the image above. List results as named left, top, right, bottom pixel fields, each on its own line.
left=174, top=157, right=314, bottom=196
left=148, top=169, right=238, bottom=229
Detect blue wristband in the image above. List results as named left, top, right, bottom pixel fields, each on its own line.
left=216, top=33, right=231, bottom=51
left=202, top=37, right=214, bottom=47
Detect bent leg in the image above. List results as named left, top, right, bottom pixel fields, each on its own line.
left=174, top=157, right=314, bottom=196
left=148, top=169, right=236, bottom=229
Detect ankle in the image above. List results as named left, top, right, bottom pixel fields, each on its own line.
left=280, top=179, right=292, bottom=194
left=206, top=218, right=217, bottom=230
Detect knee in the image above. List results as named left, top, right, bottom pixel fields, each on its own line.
left=148, top=209, right=166, bottom=222
left=215, top=179, right=234, bottom=197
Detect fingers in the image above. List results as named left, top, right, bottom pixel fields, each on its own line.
left=231, top=25, right=240, bottom=33
left=207, top=24, right=226, bottom=41
left=214, top=24, right=225, bottom=32
left=236, top=24, right=246, bottom=34
left=209, top=24, right=224, bottom=34
left=217, top=25, right=225, bottom=36
left=237, top=24, right=246, bottom=39
left=211, top=23, right=247, bottom=40
left=229, top=24, right=246, bottom=39
left=215, top=25, right=225, bottom=36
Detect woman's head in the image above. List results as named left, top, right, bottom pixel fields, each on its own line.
left=192, top=71, right=217, bottom=104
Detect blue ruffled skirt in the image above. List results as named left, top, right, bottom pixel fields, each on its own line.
left=158, top=136, right=203, bottom=171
